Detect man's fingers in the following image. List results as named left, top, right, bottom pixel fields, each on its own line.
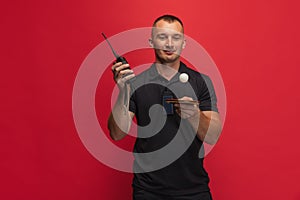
left=112, top=63, right=133, bottom=80
left=115, top=64, right=130, bottom=73
left=175, top=104, right=199, bottom=119
left=116, top=73, right=135, bottom=85
left=179, top=109, right=194, bottom=116
left=111, top=61, right=135, bottom=90
left=174, top=103, right=198, bottom=111
left=118, top=69, right=133, bottom=77
left=179, top=96, right=193, bottom=101
left=175, top=108, right=191, bottom=119
left=122, top=73, right=135, bottom=82
left=111, top=62, right=123, bottom=71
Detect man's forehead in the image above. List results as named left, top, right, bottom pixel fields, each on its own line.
left=153, top=20, right=183, bottom=34
left=152, top=27, right=183, bottom=35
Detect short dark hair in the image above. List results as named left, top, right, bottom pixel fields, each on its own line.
left=152, top=14, right=184, bottom=36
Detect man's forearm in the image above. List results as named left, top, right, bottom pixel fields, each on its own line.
left=108, top=89, right=132, bottom=141
left=188, top=111, right=222, bottom=145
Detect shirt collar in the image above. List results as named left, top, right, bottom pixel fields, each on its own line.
left=148, top=62, right=187, bottom=82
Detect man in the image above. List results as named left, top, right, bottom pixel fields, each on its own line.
left=108, top=15, right=222, bottom=200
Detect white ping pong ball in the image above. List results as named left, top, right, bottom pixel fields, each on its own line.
left=179, top=73, right=189, bottom=83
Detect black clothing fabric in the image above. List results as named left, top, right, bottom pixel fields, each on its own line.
left=133, top=187, right=213, bottom=200
left=129, top=62, right=218, bottom=197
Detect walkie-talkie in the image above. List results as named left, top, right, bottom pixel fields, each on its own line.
left=101, top=32, right=130, bottom=70
left=102, top=32, right=132, bottom=109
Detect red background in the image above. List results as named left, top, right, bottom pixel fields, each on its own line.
left=1, top=0, right=300, bottom=199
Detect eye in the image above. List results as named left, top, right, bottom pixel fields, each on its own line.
left=157, top=34, right=167, bottom=40
left=172, top=34, right=182, bottom=41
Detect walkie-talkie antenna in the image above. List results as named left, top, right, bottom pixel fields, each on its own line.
left=101, top=32, right=129, bottom=66
left=101, top=32, right=132, bottom=110
left=101, top=32, right=119, bottom=58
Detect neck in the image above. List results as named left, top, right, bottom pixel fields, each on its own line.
left=155, top=60, right=180, bottom=81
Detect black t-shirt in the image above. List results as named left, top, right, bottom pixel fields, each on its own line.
left=129, top=62, right=218, bottom=196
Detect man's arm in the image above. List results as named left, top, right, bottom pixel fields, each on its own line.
left=174, top=97, right=222, bottom=145
left=107, top=62, right=135, bottom=141
left=108, top=95, right=135, bottom=140
left=188, top=110, right=222, bottom=145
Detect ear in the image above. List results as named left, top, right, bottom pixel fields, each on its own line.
left=182, top=39, right=186, bottom=49
left=149, top=38, right=154, bottom=48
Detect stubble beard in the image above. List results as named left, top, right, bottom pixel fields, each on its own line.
left=155, top=50, right=181, bottom=64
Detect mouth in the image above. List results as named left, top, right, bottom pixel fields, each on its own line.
left=163, top=50, right=176, bottom=55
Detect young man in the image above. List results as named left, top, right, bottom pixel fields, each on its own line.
left=108, top=15, right=222, bottom=200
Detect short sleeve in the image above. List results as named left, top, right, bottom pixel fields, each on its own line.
left=198, top=75, right=218, bottom=112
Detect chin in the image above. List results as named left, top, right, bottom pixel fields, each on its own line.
left=155, top=51, right=180, bottom=64
left=164, top=55, right=180, bottom=63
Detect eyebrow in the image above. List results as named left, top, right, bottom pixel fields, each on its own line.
left=156, top=33, right=183, bottom=36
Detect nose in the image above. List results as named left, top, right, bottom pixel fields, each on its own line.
left=166, top=36, right=173, bottom=48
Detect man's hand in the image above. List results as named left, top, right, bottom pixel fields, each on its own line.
left=174, top=96, right=222, bottom=144
left=111, top=62, right=135, bottom=89
left=174, top=96, right=199, bottom=119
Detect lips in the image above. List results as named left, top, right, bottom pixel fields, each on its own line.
left=163, top=50, right=175, bottom=55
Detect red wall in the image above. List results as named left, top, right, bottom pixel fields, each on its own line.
left=1, top=0, right=300, bottom=199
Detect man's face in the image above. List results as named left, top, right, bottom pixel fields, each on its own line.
left=150, top=20, right=186, bottom=64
